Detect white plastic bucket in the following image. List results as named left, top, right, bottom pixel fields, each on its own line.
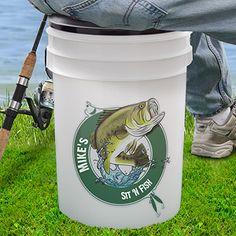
left=46, top=16, right=192, bottom=229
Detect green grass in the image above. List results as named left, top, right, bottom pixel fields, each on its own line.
left=0, top=112, right=235, bottom=236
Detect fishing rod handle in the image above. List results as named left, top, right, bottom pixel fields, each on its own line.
left=1, top=52, right=37, bottom=131
left=0, top=16, right=46, bottom=160
left=19, top=51, right=36, bottom=79
left=0, top=128, right=10, bottom=160
left=0, top=52, right=36, bottom=158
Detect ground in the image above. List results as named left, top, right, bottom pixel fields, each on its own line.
left=0, top=112, right=235, bottom=236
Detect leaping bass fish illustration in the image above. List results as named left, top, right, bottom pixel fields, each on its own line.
left=90, top=98, right=165, bottom=174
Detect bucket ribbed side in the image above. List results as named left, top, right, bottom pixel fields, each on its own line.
left=46, top=28, right=192, bottom=81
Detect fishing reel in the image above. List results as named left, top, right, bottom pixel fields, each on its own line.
left=0, top=80, right=54, bottom=131
left=26, top=79, right=54, bottom=130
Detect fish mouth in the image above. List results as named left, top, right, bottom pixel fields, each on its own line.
left=126, top=99, right=165, bottom=137
left=129, top=98, right=165, bottom=128
left=134, top=98, right=164, bottom=125
left=152, top=111, right=165, bottom=125
left=126, top=110, right=165, bottom=137
left=146, top=98, right=165, bottom=125
left=148, top=98, right=159, bottom=119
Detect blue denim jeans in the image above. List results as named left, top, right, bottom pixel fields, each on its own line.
left=29, top=0, right=236, bottom=117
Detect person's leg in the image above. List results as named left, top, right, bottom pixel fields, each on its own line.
left=28, top=0, right=236, bottom=44
left=158, top=0, right=236, bottom=45
left=155, top=1, right=236, bottom=158
left=155, top=1, right=236, bottom=157
left=187, top=32, right=233, bottom=117
left=186, top=33, right=236, bottom=158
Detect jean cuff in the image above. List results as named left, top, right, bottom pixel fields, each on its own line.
left=190, top=101, right=234, bottom=119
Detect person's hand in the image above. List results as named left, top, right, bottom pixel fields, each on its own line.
left=28, top=0, right=168, bottom=31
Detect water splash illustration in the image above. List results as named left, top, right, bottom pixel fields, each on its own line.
left=96, top=147, right=150, bottom=188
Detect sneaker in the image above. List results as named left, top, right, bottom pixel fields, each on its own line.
left=191, top=104, right=236, bottom=158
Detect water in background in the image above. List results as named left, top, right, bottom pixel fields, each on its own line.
left=0, top=0, right=47, bottom=85
left=0, top=0, right=235, bottom=105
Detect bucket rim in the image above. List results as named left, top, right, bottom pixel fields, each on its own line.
left=49, top=15, right=171, bottom=36
left=47, top=26, right=192, bottom=44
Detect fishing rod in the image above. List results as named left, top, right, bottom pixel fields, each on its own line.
left=0, top=14, right=50, bottom=160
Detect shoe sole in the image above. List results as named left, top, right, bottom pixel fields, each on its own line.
left=191, top=141, right=234, bottom=158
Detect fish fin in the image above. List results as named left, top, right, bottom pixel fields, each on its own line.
left=104, top=158, right=110, bottom=174
left=124, top=139, right=138, bottom=154
left=116, top=144, right=149, bottom=167
left=96, top=110, right=117, bottom=126
left=90, top=132, right=96, bottom=149
left=115, top=155, right=135, bottom=166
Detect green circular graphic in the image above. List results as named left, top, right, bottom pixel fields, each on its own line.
left=73, top=112, right=167, bottom=205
